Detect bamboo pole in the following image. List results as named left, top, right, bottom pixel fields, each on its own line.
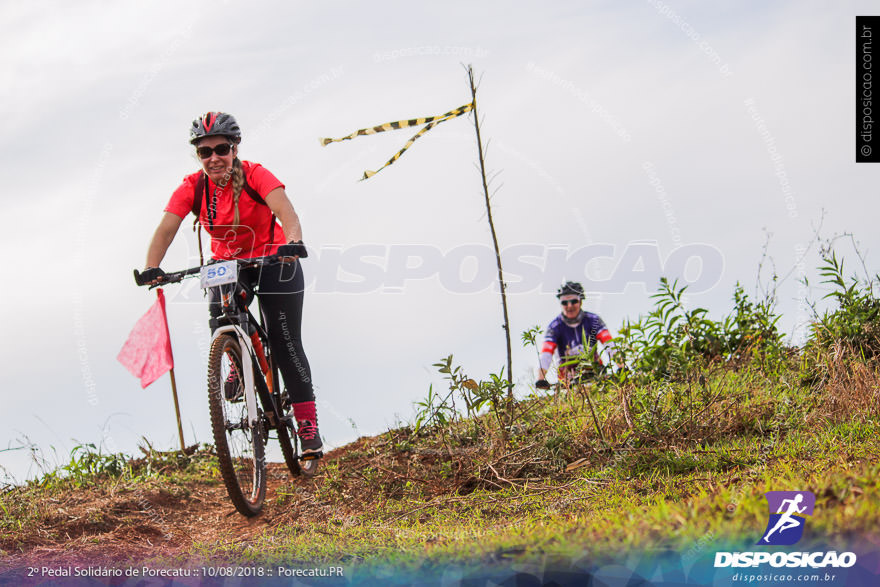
left=467, top=65, right=513, bottom=399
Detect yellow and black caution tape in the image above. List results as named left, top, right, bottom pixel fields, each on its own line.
left=321, top=102, right=473, bottom=180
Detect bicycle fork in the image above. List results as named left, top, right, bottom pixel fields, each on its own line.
left=211, top=325, right=261, bottom=428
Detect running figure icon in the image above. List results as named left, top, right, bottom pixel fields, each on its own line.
left=762, top=493, right=807, bottom=543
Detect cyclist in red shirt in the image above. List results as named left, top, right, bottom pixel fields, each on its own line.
left=141, top=112, right=322, bottom=456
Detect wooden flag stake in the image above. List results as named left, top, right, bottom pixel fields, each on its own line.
left=157, top=288, right=186, bottom=453
left=168, top=366, right=186, bottom=453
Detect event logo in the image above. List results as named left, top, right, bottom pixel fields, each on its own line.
left=715, top=489, right=856, bottom=570
left=758, top=491, right=815, bottom=546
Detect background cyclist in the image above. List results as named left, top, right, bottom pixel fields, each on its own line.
left=535, top=281, right=617, bottom=389
left=140, top=111, right=322, bottom=456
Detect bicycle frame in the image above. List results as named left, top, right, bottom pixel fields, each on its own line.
left=208, top=276, right=289, bottom=432
left=133, top=254, right=313, bottom=516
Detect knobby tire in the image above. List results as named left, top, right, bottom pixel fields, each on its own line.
left=207, top=334, right=266, bottom=516
left=276, top=424, right=302, bottom=477
left=274, top=397, right=318, bottom=477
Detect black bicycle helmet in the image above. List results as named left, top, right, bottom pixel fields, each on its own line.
left=189, top=111, right=242, bottom=145
left=556, top=281, right=585, bottom=299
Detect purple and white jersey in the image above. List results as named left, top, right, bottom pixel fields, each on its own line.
left=540, top=311, right=611, bottom=369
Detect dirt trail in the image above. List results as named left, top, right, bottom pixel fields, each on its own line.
left=0, top=456, right=339, bottom=575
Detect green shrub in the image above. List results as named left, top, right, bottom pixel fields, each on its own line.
left=809, top=252, right=880, bottom=359
left=412, top=356, right=509, bottom=440
left=617, top=278, right=785, bottom=381
left=802, top=251, right=880, bottom=389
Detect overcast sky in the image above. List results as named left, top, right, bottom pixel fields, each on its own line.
left=2, top=1, right=877, bottom=483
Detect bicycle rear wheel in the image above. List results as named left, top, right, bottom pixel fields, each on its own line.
left=276, top=423, right=302, bottom=477
left=268, top=366, right=302, bottom=477
left=207, top=334, right=266, bottom=516
left=277, top=392, right=319, bottom=477
left=278, top=424, right=320, bottom=477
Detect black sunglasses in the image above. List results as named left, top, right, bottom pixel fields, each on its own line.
left=196, top=143, right=233, bottom=159
left=561, top=299, right=580, bottom=306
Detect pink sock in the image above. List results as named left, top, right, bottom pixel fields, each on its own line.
left=292, top=401, right=317, bottom=422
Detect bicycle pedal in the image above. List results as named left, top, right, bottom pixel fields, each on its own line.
left=300, top=452, right=323, bottom=461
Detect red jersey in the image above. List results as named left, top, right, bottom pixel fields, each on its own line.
left=165, top=161, right=286, bottom=260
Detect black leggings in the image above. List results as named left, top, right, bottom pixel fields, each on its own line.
left=208, top=261, right=314, bottom=404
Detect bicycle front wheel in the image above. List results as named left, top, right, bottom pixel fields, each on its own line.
left=207, top=333, right=266, bottom=516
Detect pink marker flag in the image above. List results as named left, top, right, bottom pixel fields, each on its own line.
left=117, top=288, right=174, bottom=388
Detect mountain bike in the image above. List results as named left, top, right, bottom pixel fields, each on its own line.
left=134, top=255, right=319, bottom=517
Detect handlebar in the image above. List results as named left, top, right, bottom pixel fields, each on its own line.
left=133, top=254, right=299, bottom=288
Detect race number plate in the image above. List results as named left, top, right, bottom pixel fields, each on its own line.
left=200, top=261, right=238, bottom=288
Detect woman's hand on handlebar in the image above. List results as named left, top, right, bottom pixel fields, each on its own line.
left=276, top=240, right=308, bottom=259
left=137, top=267, right=167, bottom=286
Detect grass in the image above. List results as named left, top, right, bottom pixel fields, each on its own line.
left=1, top=345, right=878, bottom=580
left=159, top=359, right=877, bottom=576
left=198, top=443, right=878, bottom=576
